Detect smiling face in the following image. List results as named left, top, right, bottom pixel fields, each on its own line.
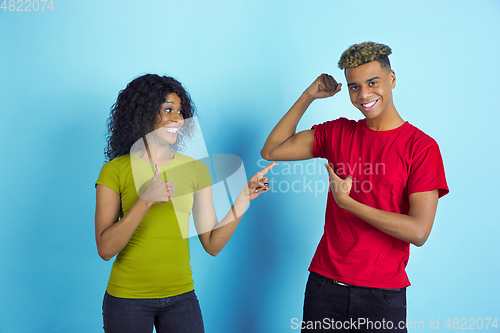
left=345, top=60, right=396, bottom=122
left=154, top=92, right=184, bottom=145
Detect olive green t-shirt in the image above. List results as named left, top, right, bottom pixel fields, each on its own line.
left=95, top=153, right=212, bottom=298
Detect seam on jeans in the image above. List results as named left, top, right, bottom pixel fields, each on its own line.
left=376, top=288, right=406, bottom=309
left=305, top=273, right=327, bottom=297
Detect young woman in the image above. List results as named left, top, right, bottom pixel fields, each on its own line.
left=95, top=74, right=275, bottom=333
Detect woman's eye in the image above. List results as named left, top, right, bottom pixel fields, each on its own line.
left=163, top=108, right=182, bottom=115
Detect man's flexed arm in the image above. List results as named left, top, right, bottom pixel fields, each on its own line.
left=261, top=74, right=341, bottom=161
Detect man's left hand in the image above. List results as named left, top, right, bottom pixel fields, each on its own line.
left=324, top=163, right=353, bottom=209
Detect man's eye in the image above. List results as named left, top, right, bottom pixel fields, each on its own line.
left=350, top=86, right=358, bottom=91
left=368, top=81, right=377, bottom=86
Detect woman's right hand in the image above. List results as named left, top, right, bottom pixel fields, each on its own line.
left=96, top=165, right=172, bottom=261
left=140, top=164, right=175, bottom=205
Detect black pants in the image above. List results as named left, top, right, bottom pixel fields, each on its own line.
left=102, top=290, right=204, bottom=333
left=302, top=272, right=407, bottom=332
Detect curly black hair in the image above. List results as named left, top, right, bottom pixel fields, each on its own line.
left=338, top=41, right=392, bottom=70
left=104, top=74, right=196, bottom=161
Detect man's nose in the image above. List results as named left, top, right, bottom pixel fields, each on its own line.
left=359, top=86, right=371, bottom=99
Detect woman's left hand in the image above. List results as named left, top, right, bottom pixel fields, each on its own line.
left=247, top=162, right=277, bottom=201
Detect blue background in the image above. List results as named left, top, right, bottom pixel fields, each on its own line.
left=1, top=0, right=499, bottom=332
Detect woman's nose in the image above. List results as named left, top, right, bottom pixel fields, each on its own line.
left=171, top=112, right=181, bottom=121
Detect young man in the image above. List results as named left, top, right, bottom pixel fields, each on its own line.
left=261, top=42, right=448, bottom=332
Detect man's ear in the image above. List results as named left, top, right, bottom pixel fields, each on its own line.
left=389, top=70, right=396, bottom=89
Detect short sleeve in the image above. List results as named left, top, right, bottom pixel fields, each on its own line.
left=95, top=160, right=120, bottom=194
left=312, top=120, right=336, bottom=159
left=312, top=118, right=355, bottom=160
left=408, top=140, right=449, bottom=198
left=194, top=160, right=213, bottom=193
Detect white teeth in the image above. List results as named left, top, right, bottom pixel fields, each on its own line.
left=165, top=127, right=178, bottom=133
left=362, top=100, right=377, bottom=108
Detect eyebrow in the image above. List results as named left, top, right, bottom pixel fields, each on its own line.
left=164, top=101, right=182, bottom=105
left=347, top=76, right=381, bottom=87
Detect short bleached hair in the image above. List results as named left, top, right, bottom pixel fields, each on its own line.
left=338, top=41, right=392, bottom=70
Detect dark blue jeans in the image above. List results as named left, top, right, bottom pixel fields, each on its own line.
left=302, top=272, right=407, bottom=332
left=102, top=290, right=205, bottom=333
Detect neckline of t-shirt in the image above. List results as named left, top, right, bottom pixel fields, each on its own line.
left=130, top=152, right=180, bottom=167
left=360, top=118, right=410, bottom=135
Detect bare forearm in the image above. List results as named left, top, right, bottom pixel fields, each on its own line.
left=325, top=165, right=437, bottom=247
left=261, top=93, right=314, bottom=158
left=97, top=198, right=153, bottom=260
left=343, top=199, right=428, bottom=246
left=203, top=190, right=250, bottom=256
